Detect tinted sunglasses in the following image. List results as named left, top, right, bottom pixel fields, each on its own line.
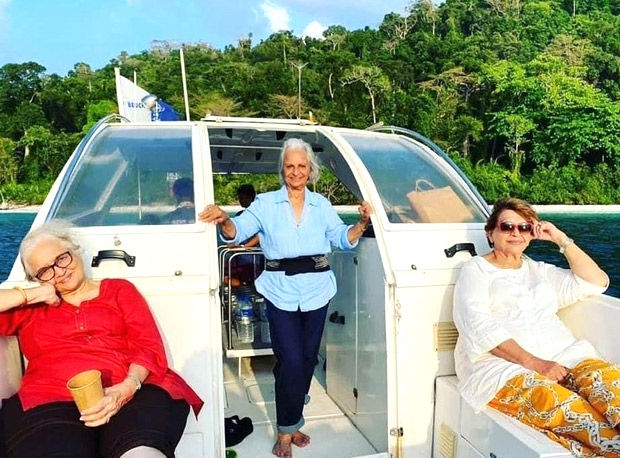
left=497, top=221, right=533, bottom=234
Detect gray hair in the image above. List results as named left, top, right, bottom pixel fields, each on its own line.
left=278, top=138, right=321, bottom=185
left=19, top=220, right=81, bottom=280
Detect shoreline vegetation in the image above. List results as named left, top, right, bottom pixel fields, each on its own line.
left=0, top=204, right=43, bottom=212
left=2, top=1, right=620, bottom=205
left=3, top=204, right=620, bottom=215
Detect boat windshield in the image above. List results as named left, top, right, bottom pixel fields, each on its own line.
left=50, top=125, right=194, bottom=227
left=340, top=132, right=486, bottom=224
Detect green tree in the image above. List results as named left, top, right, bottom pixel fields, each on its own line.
left=0, top=137, right=18, bottom=185
left=491, top=113, right=535, bottom=176
left=341, top=65, right=391, bottom=124
left=19, top=127, right=78, bottom=180
left=0, top=62, right=46, bottom=113
left=82, top=100, right=118, bottom=133
left=533, top=73, right=620, bottom=166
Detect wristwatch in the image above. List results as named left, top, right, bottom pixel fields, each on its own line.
left=559, top=238, right=574, bottom=254
left=125, top=374, right=142, bottom=391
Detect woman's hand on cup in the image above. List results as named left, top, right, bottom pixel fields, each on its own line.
left=79, top=380, right=136, bottom=427
left=198, top=204, right=230, bottom=225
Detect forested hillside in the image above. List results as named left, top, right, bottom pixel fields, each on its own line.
left=2, top=0, right=620, bottom=205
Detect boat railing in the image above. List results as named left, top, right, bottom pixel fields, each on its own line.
left=201, top=115, right=317, bottom=125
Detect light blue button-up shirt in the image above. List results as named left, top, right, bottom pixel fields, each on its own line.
left=223, top=186, right=357, bottom=312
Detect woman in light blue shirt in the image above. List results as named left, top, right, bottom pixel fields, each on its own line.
left=200, top=138, right=372, bottom=458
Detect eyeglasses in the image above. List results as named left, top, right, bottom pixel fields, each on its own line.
left=35, top=251, right=73, bottom=281
left=497, top=221, right=533, bottom=234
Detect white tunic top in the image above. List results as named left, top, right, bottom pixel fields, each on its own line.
left=453, top=256, right=607, bottom=410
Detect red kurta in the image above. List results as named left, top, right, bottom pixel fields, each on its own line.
left=0, top=278, right=203, bottom=415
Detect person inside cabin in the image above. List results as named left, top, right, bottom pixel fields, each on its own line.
left=199, top=138, right=373, bottom=458
left=229, top=184, right=261, bottom=284
left=0, top=221, right=203, bottom=458
left=162, top=177, right=195, bottom=224
left=453, top=197, right=617, bottom=458
left=235, top=183, right=256, bottom=217
left=232, top=183, right=260, bottom=248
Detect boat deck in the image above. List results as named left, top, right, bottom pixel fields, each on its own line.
left=223, top=355, right=378, bottom=458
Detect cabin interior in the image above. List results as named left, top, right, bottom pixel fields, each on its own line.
left=208, top=125, right=389, bottom=457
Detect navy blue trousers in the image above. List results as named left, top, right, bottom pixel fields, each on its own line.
left=266, top=300, right=329, bottom=434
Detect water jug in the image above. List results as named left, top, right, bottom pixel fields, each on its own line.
left=235, top=295, right=254, bottom=344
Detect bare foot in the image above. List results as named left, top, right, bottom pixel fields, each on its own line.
left=272, top=433, right=293, bottom=457
left=291, top=430, right=310, bottom=448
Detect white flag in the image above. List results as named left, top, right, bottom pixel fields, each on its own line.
left=114, top=67, right=153, bottom=122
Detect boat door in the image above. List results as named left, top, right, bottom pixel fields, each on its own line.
left=333, top=128, right=491, bottom=458
left=16, top=121, right=224, bottom=458
left=205, top=120, right=391, bottom=458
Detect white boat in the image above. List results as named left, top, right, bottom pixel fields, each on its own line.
left=1, top=115, right=619, bottom=458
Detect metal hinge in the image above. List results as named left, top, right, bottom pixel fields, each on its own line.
left=353, top=388, right=358, bottom=398
left=389, top=427, right=404, bottom=437
left=394, top=300, right=402, bottom=322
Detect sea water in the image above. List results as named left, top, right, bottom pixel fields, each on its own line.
left=0, top=212, right=36, bottom=279
left=1, top=211, right=619, bottom=298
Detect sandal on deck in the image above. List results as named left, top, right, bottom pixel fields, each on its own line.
left=225, top=415, right=254, bottom=447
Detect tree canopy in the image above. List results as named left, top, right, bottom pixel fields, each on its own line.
left=2, top=0, right=620, bottom=204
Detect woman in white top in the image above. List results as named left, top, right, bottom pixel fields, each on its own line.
left=453, top=197, right=620, bottom=458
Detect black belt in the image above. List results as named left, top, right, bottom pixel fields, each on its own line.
left=265, top=255, right=330, bottom=276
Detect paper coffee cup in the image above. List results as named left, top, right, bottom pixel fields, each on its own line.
left=66, top=369, right=104, bottom=411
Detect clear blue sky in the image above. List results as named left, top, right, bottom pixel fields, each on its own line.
left=0, top=0, right=410, bottom=76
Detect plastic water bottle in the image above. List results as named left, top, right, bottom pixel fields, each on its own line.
left=235, top=295, right=254, bottom=344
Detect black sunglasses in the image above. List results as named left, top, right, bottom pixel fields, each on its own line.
left=497, top=221, right=533, bottom=234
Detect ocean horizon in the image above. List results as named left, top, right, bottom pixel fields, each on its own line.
left=1, top=209, right=619, bottom=298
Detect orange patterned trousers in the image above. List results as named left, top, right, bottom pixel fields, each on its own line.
left=490, top=359, right=620, bottom=458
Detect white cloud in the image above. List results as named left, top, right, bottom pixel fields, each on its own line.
left=302, top=21, right=327, bottom=40
left=260, top=1, right=290, bottom=32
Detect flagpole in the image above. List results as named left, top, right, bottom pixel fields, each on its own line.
left=133, top=71, right=138, bottom=122
left=180, top=47, right=190, bottom=121
left=114, top=68, right=126, bottom=118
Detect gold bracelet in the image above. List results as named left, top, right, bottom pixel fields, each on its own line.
left=13, top=286, right=28, bottom=307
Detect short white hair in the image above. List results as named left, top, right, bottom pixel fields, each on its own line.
left=278, top=138, right=321, bottom=185
left=19, top=220, right=80, bottom=279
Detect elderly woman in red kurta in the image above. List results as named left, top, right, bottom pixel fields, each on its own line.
left=0, top=221, right=202, bottom=458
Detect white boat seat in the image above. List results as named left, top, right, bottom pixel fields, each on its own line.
left=435, top=376, right=572, bottom=458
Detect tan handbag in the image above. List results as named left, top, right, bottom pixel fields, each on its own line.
left=406, top=179, right=474, bottom=223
